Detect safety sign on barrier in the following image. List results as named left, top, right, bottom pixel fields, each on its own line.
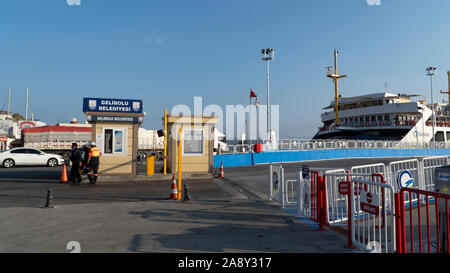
left=302, top=184, right=310, bottom=210
left=269, top=165, right=284, bottom=205
left=273, top=171, right=280, bottom=191
left=397, top=170, right=414, bottom=189
left=302, top=165, right=309, bottom=179
left=359, top=190, right=381, bottom=215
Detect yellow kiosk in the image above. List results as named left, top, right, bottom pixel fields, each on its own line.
left=166, top=115, right=218, bottom=174
left=83, top=97, right=144, bottom=177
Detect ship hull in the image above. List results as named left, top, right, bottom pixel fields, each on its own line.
left=313, top=129, right=410, bottom=141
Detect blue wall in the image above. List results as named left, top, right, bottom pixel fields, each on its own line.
left=213, top=149, right=450, bottom=168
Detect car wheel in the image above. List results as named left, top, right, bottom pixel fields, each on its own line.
left=3, top=159, right=15, bottom=168
left=47, top=158, right=58, bottom=167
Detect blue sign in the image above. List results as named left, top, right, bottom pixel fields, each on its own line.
left=83, top=98, right=143, bottom=114
left=438, top=172, right=450, bottom=181
left=398, top=170, right=414, bottom=189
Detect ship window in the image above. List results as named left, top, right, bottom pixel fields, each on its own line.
left=433, top=131, right=445, bottom=142
left=378, top=116, right=383, bottom=121
left=365, top=117, right=370, bottom=122
left=447, top=132, right=450, bottom=142
left=371, top=116, right=376, bottom=121
left=360, top=117, right=364, bottom=122
left=384, top=115, right=390, bottom=121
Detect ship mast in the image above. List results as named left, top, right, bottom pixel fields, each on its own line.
left=26, top=88, right=29, bottom=121
left=440, top=71, right=450, bottom=103
left=7, top=88, right=11, bottom=119
left=327, top=49, right=347, bottom=126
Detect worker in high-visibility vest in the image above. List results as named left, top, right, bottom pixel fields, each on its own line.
left=86, top=142, right=101, bottom=185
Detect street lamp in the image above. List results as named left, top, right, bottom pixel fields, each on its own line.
left=261, top=48, right=274, bottom=143
left=426, top=66, right=437, bottom=146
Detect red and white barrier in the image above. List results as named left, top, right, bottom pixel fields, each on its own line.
left=350, top=178, right=396, bottom=253
left=296, top=170, right=323, bottom=225
left=396, top=188, right=450, bottom=253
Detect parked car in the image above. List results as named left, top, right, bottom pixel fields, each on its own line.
left=0, top=148, right=65, bottom=168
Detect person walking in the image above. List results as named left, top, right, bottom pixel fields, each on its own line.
left=81, top=144, right=89, bottom=166
left=86, top=142, right=101, bottom=185
left=68, top=143, right=82, bottom=183
left=80, top=144, right=90, bottom=175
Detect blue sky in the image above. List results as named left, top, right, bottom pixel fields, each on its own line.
left=1, top=0, right=450, bottom=138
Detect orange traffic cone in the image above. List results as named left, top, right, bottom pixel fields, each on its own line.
left=60, top=164, right=68, bottom=183
left=170, top=174, right=178, bottom=200
left=218, top=162, right=224, bottom=178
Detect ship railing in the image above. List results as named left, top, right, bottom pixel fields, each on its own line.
left=223, top=140, right=450, bottom=154
left=321, top=120, right=423, bottom=131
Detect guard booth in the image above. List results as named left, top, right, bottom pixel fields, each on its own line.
left=166, top=115, right=218, bottom=174
left=83, top=97, right=144, bottom=176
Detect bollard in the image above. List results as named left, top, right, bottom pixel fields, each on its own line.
left=44, top=189, right=54, bottom=208
left=183, top=184, right=192, bottom=202
left=147, top=155, right=155, bottom=176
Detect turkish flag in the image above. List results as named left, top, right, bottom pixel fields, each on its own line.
left=250, top=89, right=257, bottom=98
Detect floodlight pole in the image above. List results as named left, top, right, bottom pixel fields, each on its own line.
left=266, top=59, right=270, bottom=142
left=261, top=48, right=274, bottom=142
left=426, top=67, right=437, bottom=147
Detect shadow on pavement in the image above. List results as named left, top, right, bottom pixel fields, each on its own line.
left=127, top=200, right=352, bottom=253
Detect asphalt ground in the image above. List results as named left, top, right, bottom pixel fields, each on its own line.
left=221, top=157, right=422, bottom=200
left=0, top=159, right=369, bottom=253
left=0, top=166, right=231, bottom=208
left=0, top=157, right=421, bottom=209
left=0, top=156, right=433, bottom=253
left=0, top=199, right=364, bottom=253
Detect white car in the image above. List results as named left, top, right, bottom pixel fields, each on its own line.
left=0, top=148, right=65, bottom=168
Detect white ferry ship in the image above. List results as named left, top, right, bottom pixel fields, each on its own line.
left=313, top=92, right=450, bottom=142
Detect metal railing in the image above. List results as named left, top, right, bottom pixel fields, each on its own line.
left=222, top=139, right=450, bottom=154
left=270, top=156, right=450, bottom=252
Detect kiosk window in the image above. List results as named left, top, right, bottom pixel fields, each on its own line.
left=105, top=129, right=113, bottom=154
left=114, top=130, right=123, bottom=153
left=183, top=129, right=203, bottom=155
left=103, top=128, right=127, bottom=155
